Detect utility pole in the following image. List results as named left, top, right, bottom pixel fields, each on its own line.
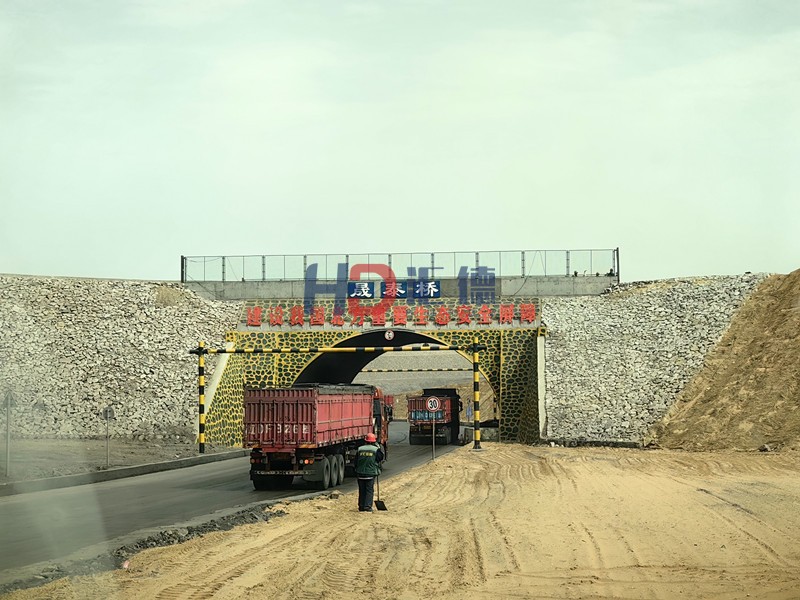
left=3, top=391, right=14, bottom=478
left=102, top=405, right=116, bottom=468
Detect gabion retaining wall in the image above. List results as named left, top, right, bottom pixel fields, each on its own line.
left=542, top=274, right=768, bottom=443
left=0, top=276, right=240, bottom=440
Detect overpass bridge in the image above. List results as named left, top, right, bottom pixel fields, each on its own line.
left=186, top=249, right=619, bottom=446
left=181, top=248, right=620, bottom=301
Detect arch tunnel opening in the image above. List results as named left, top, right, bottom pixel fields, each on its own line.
left=293, top=329, right=498, bottom=426
left=294, top=329, right=456, bottom=384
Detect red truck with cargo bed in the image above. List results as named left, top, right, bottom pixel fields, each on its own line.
left=244, top=384, right=392, bottom=491
left=407, top=387, right=462, bottom=445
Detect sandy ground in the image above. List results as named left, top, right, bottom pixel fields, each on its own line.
left=4, top=443, right=800, bottom=600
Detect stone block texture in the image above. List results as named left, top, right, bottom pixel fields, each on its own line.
left=542, top=274, right=767, bottom=443
left=0, top=276, right=239, bottom=441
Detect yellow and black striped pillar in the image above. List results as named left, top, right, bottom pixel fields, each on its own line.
left=198, top=340, right=206, bottom=454
left=472, top=337, right=482, bottom=450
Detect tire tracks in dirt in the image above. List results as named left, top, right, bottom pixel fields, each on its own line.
left=620, top=451, right=800, bottom=575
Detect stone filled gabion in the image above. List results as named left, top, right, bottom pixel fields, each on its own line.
left=542, top=273, right=768, bottom=443
left=0, top=276, right=240, bottom=440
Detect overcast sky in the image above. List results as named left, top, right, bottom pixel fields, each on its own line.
left=1, top=1, right=798, bottom=283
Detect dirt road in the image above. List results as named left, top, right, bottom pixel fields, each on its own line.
left=5, top=443, right=799, bottom=600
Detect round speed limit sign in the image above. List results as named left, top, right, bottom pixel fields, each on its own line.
left=426, top=396, right=441, bottom=412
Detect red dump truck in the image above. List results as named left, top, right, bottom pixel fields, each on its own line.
left=407, top=388, right=462, bottom=445
left=244, top=384, right=392, bottom=491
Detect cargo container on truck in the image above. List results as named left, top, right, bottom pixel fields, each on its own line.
left=407, top=388, right=462, bottom=445
left=244, top=384, right=391, bottom=491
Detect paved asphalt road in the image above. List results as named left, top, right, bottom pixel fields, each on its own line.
left=0, top=422, right=458, bottom=580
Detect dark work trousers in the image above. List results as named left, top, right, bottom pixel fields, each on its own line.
left=357, top=477, right=375, bottom=511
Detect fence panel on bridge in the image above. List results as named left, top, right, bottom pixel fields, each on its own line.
left=181, top=249, right=619, bottom=283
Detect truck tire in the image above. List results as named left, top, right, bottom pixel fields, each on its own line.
left=336, top=454, right=345, bottom=483
left=316, top=457, right=331, bottom=490
left=451, top=420, right=461, bottom=445
left=409, top=435, right=425, bottom=446
left=327, top=455, right=338, bottom=487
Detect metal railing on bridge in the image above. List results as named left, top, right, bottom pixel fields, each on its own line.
left=180, top=248, right=619, bottom=283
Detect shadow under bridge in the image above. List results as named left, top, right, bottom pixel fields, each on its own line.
left=294, top=329, right=467, bottom=384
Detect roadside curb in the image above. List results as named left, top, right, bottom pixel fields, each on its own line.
left=0, top=450, right=248, bottom=497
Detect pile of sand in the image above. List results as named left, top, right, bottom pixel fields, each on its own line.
left=650, top=269, right=800, bottom=451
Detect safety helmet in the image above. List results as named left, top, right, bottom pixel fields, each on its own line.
left=365, top=433, right=377, bottom=443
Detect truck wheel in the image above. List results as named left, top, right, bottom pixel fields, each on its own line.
left=327, top=455, right=338, bottom=487
left=451, top=420, right=461, bottom=445
left=316, top=458, right=331, bottom=490
left=409, top=436, right=424, bottom=446
left=336, top=454, right=345, bottom=483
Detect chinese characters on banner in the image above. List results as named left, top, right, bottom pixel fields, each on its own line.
left=242, top=264, right=538, bottom=328
left=350, top=280, right=440, bottom=299
left=304, top=263, right=497, bottom=306
left=245, top=301, right=537, bottom=328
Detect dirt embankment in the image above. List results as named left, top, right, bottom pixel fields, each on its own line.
left=650, top=269, right=800, bottom=451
